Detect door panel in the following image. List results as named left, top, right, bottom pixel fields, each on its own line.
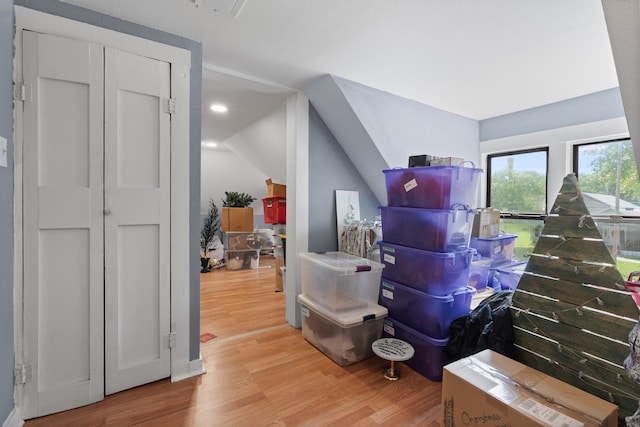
left=22, top=30, right=173, bottom=417
left=22, top=30, right=105, bottom=418
left=104, top=47, right=171, bottom=394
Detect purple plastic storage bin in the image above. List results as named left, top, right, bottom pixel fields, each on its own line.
left=494, top=261, right=527, bottom=290
left=467, top=255, right=492, bottom=292
left=470, top=233, right=517, bottom=266
left=383, top=165, right=482, bottom=209
left=379, top=206, right=476, bottom=252
left=382, top=317, right=449, bottom=382
left=378, top=241, right=473, bottom=295
left=379, top=278, right=476, bottom=338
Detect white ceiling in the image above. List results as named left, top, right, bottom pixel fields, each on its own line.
left=60, top=0, right=620, bottom=141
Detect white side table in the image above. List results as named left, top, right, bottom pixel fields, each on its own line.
left=372, top=338, right=415, bottom=380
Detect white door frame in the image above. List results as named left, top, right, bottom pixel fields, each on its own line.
left=13, top=5, right=198, bottom=419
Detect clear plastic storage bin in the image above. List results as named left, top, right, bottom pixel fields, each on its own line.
left=225, top=249, right=260, bottom=270
left=223, top=230, right=273, bottom=251
left=383, top=165, right=482, bottom=209
left=298, top=294, right=387, bottom=366
left=299, top=252, right=384, bottom=313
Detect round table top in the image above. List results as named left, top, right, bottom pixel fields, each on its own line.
left=372, top=338, right=415, bottom=362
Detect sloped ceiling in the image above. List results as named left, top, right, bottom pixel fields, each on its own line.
left=307, top=75, right=481, bottom=204
left=61, top=0, right=618, bottom=120
left=601, top=0, right=640, bottom=178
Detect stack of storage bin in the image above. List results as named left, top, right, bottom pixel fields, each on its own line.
left=470, top=233, right=525, bottom=290
left=298, top=252, right=388, bottom=366
left=223, top=230, right=273, bottom=270
left=378, top=165, right=482, bottom=381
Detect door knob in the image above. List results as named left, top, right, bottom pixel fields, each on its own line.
left=104, top=208, right=112, bottom=215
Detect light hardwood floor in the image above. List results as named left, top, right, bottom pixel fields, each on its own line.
left=25, top=256, right=442, bottom=426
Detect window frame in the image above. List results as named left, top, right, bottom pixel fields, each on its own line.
left=572, top=136, right=629, bottom=184
left=486, top=147, right=549, bottom=219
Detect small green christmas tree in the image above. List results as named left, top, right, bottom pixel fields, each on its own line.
left=200, top=199, right=220, bottom=272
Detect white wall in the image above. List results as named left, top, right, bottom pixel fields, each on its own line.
left=200, top=149, right=268, bottom=215
left=479, top=117, right=629, bottom=211
left=200, top=103, right=287, bottom=215
left=225, top=102, right=287, bottom=184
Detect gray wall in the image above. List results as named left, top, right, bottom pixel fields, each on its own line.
left=307, top=75, right=480, bottom=205
left=308, top=105, right=381, bottom=252
left=479, top=87, right=625, bottom=141
left=0, top=0, right=13, bottom=422
left=13, top=0, right=203, bottom=362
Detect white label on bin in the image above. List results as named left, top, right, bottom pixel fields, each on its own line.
left=382, top=288, right=394, bottom=300
left=518, top=399, right=583, bottom=427
left=404, top=178, right=418, bottom=192
left=383, top=323, right=395, bottom=336
left=301, top=306, right=310, bottom=318
left=383, top=253, right=396, bottom=265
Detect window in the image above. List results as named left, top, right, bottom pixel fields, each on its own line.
left=574, top=138, right=640, bottom=279
left=486, top=148, right=548, bottom=260
left=573, top=138, right=640, bottom=217
left=487, top=148, right=548, bottom=215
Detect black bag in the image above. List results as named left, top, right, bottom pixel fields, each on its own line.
left=445, top=290, right=515, bottom=362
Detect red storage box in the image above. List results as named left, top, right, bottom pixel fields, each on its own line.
left=262, top=196, right=286, bottom=224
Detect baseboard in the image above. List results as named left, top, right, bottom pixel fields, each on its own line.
left=2, top=407, right=24, bottom=427
left=171, top=355, right=205, bottom=382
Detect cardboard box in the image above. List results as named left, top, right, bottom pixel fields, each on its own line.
left=221, top=207, right=254, bottom=232
left=265, top=178, right=286, bottom=197
left=472, top=208, right=500, bottom=238
left=441, top=350, right=618, bottom=427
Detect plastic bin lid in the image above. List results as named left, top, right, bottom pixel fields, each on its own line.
left=495, top=261, right=527, bottom=273
left=471, top=233, right=518, bottom=242
left=380, top=278, right=454, bottom=302
left=298, top=251, right=384, bottom=273
left=379, top=241, right=474, bottom=259
left=382, top=165, right=483, bottom=173
left=298, top=294, right=388, bottom=328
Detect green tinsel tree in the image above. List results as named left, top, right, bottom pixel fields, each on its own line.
left=200, top=199, right=220, bottom=272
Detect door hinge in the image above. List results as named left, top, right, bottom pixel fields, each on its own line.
left=14, top=364, right=32, bottom=385
left=163, top=98, right=176, bottom=114
left=14, top=83, right=32, bottom=102
left=168, top=332, right=176, bottom=349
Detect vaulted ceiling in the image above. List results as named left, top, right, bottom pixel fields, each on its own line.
left=59, top=0, right=619, bottom=143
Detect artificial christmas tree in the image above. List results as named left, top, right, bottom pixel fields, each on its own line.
left=511, top=174, right=640, bottom=422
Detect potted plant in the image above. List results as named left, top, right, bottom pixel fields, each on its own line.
left=200, top=198, right=221, bottom=273
left=221, top=191, right=256, bottom=232
left=222, top=191, right=256, bottom=208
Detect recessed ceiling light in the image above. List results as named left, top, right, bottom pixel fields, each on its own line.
left=210, top=103, right=228, bottom=113
left=201, top=141, right=218, bottom=149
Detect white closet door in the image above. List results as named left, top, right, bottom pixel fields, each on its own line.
left=22, top=31, right=105, bottom=418
left=104, top=48, right=171, bottom=394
